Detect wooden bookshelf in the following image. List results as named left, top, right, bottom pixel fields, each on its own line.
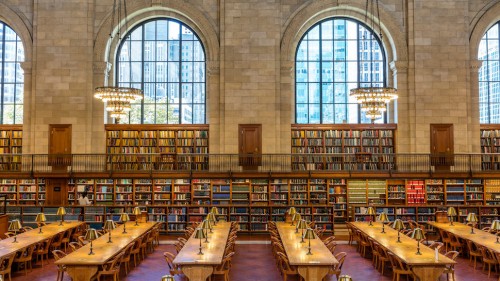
left=0, top=125, right=22, bottom=170
left=105, top=124, right=209, bottom=170
left=291, top=124, right=396, bottom=171
left=480, top=124, right=500, bottom=169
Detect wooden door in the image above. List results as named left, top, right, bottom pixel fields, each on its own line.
left=239, top=124, right=262, bottom=169
left=45, top=178, right=68, bottom=205
left=430, top=124, right=454, bottom=170
left=49, top=124, right=72, bottom=170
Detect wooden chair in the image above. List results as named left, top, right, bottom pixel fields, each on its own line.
left=442, top=251, right=459, bottom=281
left=356, top=231, right=370, bottom=258
left=50, top=232, right=64, bottom=252
left=14, top=244, right=36, bottom=276
left=428, top=241, right=444, bottom=253
left=96, top=252, right=124, bottom=281
left=346, top=223, right=355, bottom=245
left=130, top=238, right=143, bottom=267
left=210, top=251, right=235, bottom=281
left=466, top=240, right=482, bottom=270
left=387, top=252, right=414, bottom=281
left=60, top=228, right=74, bottom=252
left=376, top=244, right=390, bottom=275
left=68, top=241, right=82, bottom=252
left=0, top=253, right=16, bottom=281
left=438, top=229, right=451, bottom=252
left=314, top=227, right=325, bottom=239
left=164, top=251, right=183, bottom=276
left=325, top=240, right=337, bottom=254
left=323, top=236, right=335, bottom=245
left=276, top=252, right=302, bottom=281
left=324, top=251, right=347, bottom=281
left=120, top=242, right=134, bottom=275
left=78, top=235, right=88, bottom=246
left=480, top=246, right=498, bottom=277
left=448, top=233, right=464, bottom=253
left=139, top=233, right=150, bottom=259
left=52, top=250, right=67, bottom=281
left=34, top=237, right=52, bottom=267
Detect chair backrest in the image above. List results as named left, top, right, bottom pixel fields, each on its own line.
left=276, top=251, right=293, bottom=272
left=216, top=251, right=235, bottom=271
left=429, top=241, right=444, bottom=251
left=52, top=249, right=67, bottom=261
left=0, top=253, right=15, bottom=271
left=68, top=241, right=81, bottom=252
left=103, top=252, right=124, bottom=271
left=335, top=252, right=347, bottom=271
left=387, top=251, right=409, bottom=271
left=163, top=251, right=176, bottom=270
left=40, top=237, right=53, bottom=252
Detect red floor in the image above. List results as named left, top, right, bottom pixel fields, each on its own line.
left=6, top=241, right=499, bottom=281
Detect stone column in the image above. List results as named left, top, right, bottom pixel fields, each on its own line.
left=390, top=60, right=411, bottom=153
left=469, top=60, right=483, bottom=153
left=20, top=61, right=33, bottom=154
left=207, top=60, right=221, bottom=154
left=91, top=61, right=110, bottom=153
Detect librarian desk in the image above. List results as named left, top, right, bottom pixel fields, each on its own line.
left=173, top=221, right=231, bottom=281
left=0, top=221, right=84, bottom=259
left=55, top=221, right=157, bottom=281
left=350, top=222, right=455, bottom=281
left=276, top=222, right=338, bottom=281
left=427, top=222, right=500, bottom=254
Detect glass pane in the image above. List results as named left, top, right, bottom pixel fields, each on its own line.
left=347, top=103, right=358, bottom=123
left=488, top=40, right=499, bottom=60
left=322, top=41, right=333, bottom=61
left=346, top=21, right=357, bottom=40
left=193, top=62, right=205, bottom=82
left=296, top=104, right=308, bottom=123
left=168, top=83, right=179, bottom=101
left=334, top=83, right=348, bottom=103
left=157, top=20, right=168, bottom=40
left=487, top=24, right=499, bottom=39
left=143, top=104, right=155, bottom=124
left=182, top=84, right=193, bottom=103
left=3, top=105, right=14, bottom=124
left=308, top=25, right=320, bottom=40
left=3, top=63, right=15, bottom=82
left=145, top=22, right=156, bottom=40
left=168, top=41, right=180, bottom=61
left=119, top=41, right=131, bottom=61
left=156, top=62, right=167, bottom=83
left=129, top=104, right=141, bottom=123
left=193, top=104, right=205, bottom=124
left=168, top=104, right=180, bottom=124
left=322, top=62, right=333, bottom=82
left=143, top=83, right=155, bottom=102
left=14, top=105, right=22, bottom=124
left=193, top=83, right=205, bottom=103
left=144, top=62, right=156, bottom=82
left=308, top=62, right=320, bottom=82
left=4, top=27, right=16, bottom=40
left=193, top=41, right=204, bottom=61
left=156, top=83, right=167, bottom=102
left=309, top=83, right=320, bottom=103
left=182, top=63, right=193, bottom=82
left=309, top=104, right=320, bottom=123
left=346, top=40, right=358, bottom=61
left=130, top=62, right=142, bottom=82
left=3, top=84, right=14, bottom=102
left=296, top=83, right=308, bottom=103
left=156, top=103, right=168, bottom=123
left=296, top=62, right=307, bottom=82
left=335, top=62, right=346, bottom=82
left=144, top=41, right=155, bottom=61
left=321, top=21, right=333, bottom=40
left=322, top=83, right=334, bottom=103
left=167, top=62, right=179, bottom=82
left=131, top=42, right=142, bottom=60
left=130, top=28, right=142, bottom=40
left=118, top=62, right=130, bottom=81
left=4, top=42, right=16, bottom=61
left=296, top=41, right=307, bottom=61
left=346, top=61, right=358, bottom=82
left=322, top=103, right=334, bottom=123
left=181, top=104, right=193, bottom=123
left=308, top=40, right=320, bottom=61
left=335, top=104, right=348, bottom=123
left=334, top=20, right=347, bottom=39
left=182, top=41, right=193, bottom=61
left=15, top=84, right=23, bottom=103
left=334, top=41, right=346, bottom=61
left=181, top=26, right=193, bottom=40
left=168, top=22, right=180, bottom=40
left=156, top=41, right=168, bottom=60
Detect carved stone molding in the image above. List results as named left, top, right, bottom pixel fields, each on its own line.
left=389, top=60, right=408, bottom=74
left=207, top=61, right=220, bottom=75
left=93, top=62, right=111, bottom=75
left=281, top=61, right=294, bottom=76
left=469, top=60, right=483, bottom=73
left=20, top=61, right=32, bottom=74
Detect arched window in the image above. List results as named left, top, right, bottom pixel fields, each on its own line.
left=0, top=21, right=24, bottom=124
left=295, top=18, right=387, bottom=124
left=117, top=18, right=206, bottom=124
left=479, top=22, right=500, bottom=124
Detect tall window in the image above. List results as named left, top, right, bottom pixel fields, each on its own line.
left=479, top=22, right=500, bottom=124
left=117, top=19, right=206, bottom=124
left=0, top=21, right=24, bottom=124
left=295, top=18, right=387, bottom=124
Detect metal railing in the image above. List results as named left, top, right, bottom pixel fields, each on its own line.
left=0, top=153, right=497, bottom=174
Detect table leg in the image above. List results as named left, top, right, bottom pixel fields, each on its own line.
left=182, top=265, right=214, bottom=281
left=412, top=266, right=446, bottom=281
left=297, top=266, right=330, bottom=281
left=65, top=265, right=99, bottom=281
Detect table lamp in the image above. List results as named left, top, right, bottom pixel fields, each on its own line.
left=85, top=228, right=99, bottom=255
left=209, top=212, right=217, bottom=226
left=132, top=207, right=141, bottom=226
left=366, top=207, right=376, bottom=226
left=491, top=220, right=500, bottom=243
left=338, top=275, right=353, bottom=281
left=201, top=220, right=211, bottom=243
left=292, top=213, right=301, bottom=226
left=296, top=219, right=308, bottom=242
left=161, top=275, right=175, bottom=281
left=194, top=228, right=206, bottom=255
left=411, top=228, right=426, bottom=255
left=289, top=207, right=297, bottom=225
left=447, top=207, right=457, bottom=226
left=103, top=220, right=116, bottom=243
left=392, top=219, right=405, bottom=243
left=8, top=219, right=22, bottom=243
left=120, top=213, right=130, bottom=233
left=210, top=207, right=219, bottom=225
left=303, top=228, right=316, bottom=255
left=35, top=213, right=47, bottom=234
left=206, top=214, right=215, bottom=231
left=57, top=207, right=66, bottom=226
left=466, top=213, right=478, bottom=234
left=378, top=212, right=389, bottom=233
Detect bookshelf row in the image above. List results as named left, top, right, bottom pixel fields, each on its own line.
left=105, top=124, right=209, bottom=170
left=5, top=205, right=335, bottom=233
left=291, top=124, right=397, bottom=170
left=480, top=125, right=500, bottom=169
left=0, top=125, right=22, bottom=170
left=352, top=205, right=500, bottom=230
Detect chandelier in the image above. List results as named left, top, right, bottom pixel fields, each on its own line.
left=349, top=0, right=397, bottom=123
left=94, top=0, right=143, bottom=122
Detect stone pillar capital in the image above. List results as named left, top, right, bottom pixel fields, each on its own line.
left=20, top=61, right=32, bottom=74
left=390, top=60, right=408, bottom=74
left=207, top=60, right=220, bottom=75
left=469, top=60, right=483, bottom=73
left=93, top=62, right=111, bottom=75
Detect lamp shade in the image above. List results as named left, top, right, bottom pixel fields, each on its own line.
left=132, top=207, right=141, bottom=216
left=211, top=207, right=220, bottom=215
left=84, top=228, right=99, bottom=241
left=491, top=220, right=500, bottom=231
left=201, top=220, right=211, bottom=230
left=194, top=228, right=206, bottom=239
left=303, top=228, right=316, bottom=239
left=378, top=212, right=389, bottom=222
left=120, top=213, right=130, bottom=222
left=292, top=213, right=301, bottom=222
left=8, top=220, right=21, bottom=232
left=338, top=275, right=353, bottom=281
left=56, top=207, right=66, bottom=216
left=366, top=207, right=376, bottom=215
left=297, top=219, right=308, bottom=230
left=161, top=275, right=175, bottom=281
left=411, top=228, right=426, bottom=241
left=392, top=219, right=405, bottom=231
left=288, top=207, right=297, bottom=215
left=447, top=207, right=457, bottom=217
left=103, top=220, right=116, bottom=231
left=466, top=213, right=478, bottom=223
left=35, top=213, right=47, bottom=223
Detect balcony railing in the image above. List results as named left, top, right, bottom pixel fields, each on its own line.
left=0, top=153, right=498, bottom=174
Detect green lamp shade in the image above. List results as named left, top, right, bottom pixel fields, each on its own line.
left=84, top=228, right=99, bottom=241
left=447, top=207, right=457, bottom=217
left=411, top=228, right=426, bottom=240
left=103, top=220, right=116, bottom=231
left=378, top=212, right=389, bottom=222
left=466, top=213, right=478, bottom=223
left=120, top=213, right=130, bottom=222
left=35, top=213, right=47, bottom=223
left=132, top=207, right=141, bottom=216
left=303, top=228, right=316, bottom=239
left=8, top=220, right=21, bottom=232
left=296, top=219, right=308, bottom=230
left=288, top=207, right=297, bottom=215
left=392, top=219, right=405, bottom=230
left=366, top=207, right=376, bottom=215
left=491, top=220, right=500, bottom=231
left=194, top=228, right=206, bottom=239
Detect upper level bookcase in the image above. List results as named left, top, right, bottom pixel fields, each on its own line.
left=0, top=125, right=22, bottom=170
left=480, top=124, right=500, bottom=169
left=105, top=124, right=209, bottom=170
left=291, top=124, right=397, bottom=170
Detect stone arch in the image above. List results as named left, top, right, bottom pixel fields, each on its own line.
left=469, top=2, right=500, bottom=62
left=0, top=1, right=32, bottom=62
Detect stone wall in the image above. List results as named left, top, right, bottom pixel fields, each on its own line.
left=0, top=0, right=497, bottom=154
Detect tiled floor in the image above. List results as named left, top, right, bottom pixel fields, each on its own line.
left=6, top=240, right=499, bottom=281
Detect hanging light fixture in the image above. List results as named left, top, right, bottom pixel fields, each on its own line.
left=349, top=0, right=397, bottom=123
left=94, top=0, right=143, bottom=122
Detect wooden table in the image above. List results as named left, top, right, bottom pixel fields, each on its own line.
left=276, top=222, right=338, bottom=281
left=350, top=222, right=455, bottom=281
left=0, top=221, right=85, bottom=258
left=428, top=222, right=500, bottom=253
left=55, top=221, right=156, bottom=281
left=173, top=222, right=231, bottom=281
